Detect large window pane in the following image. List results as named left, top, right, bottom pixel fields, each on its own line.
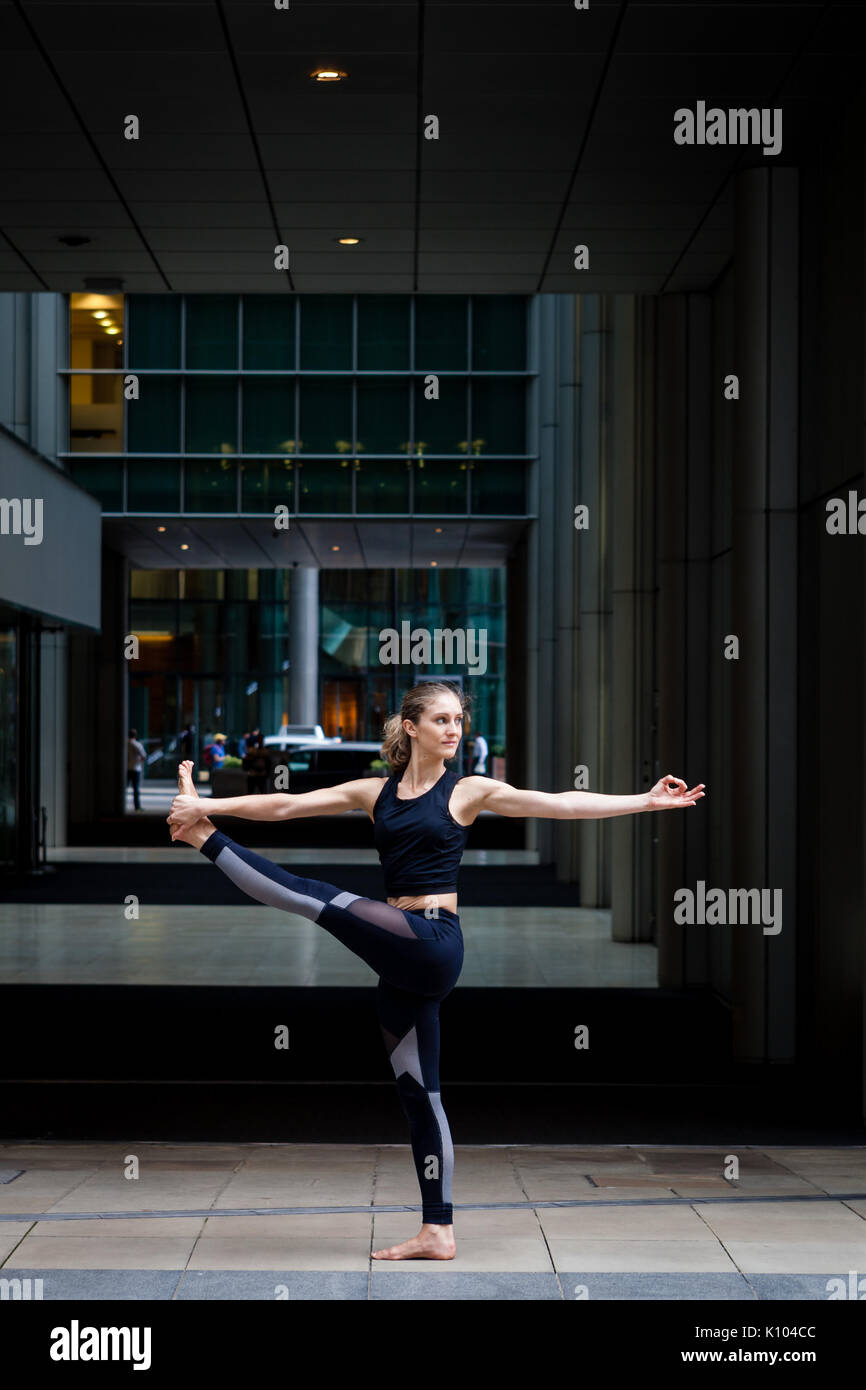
left=67, top=459, right=123, bottom=509
left=471, top=379, right=526, bottom=454
left=127, top=377, right=180, bottom=452
left=185, top=295, right=238, bottom=368
left=243, top=295, right=295, bottom=369
left=358, top=296, right=409, bottom=369
left=415, top=296, right=467, bottom=370
left=180, top=571, right=225, bottom=599
left=299, top=296, right=352, bottom=369
left=130, top=571, right=178, bottom=599
left=242, top=379, right=296, bottom=453
left=472, top=296, right=526, bottom=370
left=240, top=458, right=296, bottom=512
left=356, top=378, right=409, bottom=454
left=413, top=378, right=467, bottom=454
left=69, top=372, right=123, bottom=453
left=127, top=459, right=181, bottom=511
left=297, top=458, right=352, bottom=511
left=470, top=458, right=526, bottom=514
left=127, top=295, right=180, bottom=368
left=299, top=379, right=352, bottom=454
left=184, top=459, right=238, bottom=511
left=413, top=459, right=468, bottom=513
left=185, top=377, right=238, bottom=453
left=355, top=458, right=410, bottom=512
left=178, top=604, right=222, bottom=669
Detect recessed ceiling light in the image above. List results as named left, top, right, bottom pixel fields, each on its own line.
left=180, top=543, right=189, bottom=550
left=91, top=311, right=107, bottom=319
left=157, top=526, right=166, bottom=532
left=310, top=68, right=347, bottom=82
left=335, top=237, right=362, bottom=245
left=331, top=545, right=340, bottom=551
left=106, top=327, right=119, bottom=335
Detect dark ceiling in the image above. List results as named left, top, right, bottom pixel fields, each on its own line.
left=0, top=0, right=860, bottom=297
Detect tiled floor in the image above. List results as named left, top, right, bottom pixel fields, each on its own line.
left=2, top=1143, right=865, bottom=1300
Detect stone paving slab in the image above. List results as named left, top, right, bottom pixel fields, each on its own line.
left=4, top=1269, right=857, bottom=1300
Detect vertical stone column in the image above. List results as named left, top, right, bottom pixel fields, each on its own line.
left=39, top=629, right=68, bottom=847
left=729, top=167, right=799, bottom=1062
left=289, top=566, right=320, bottom=725
left=608, top=296, right=660, bottom=941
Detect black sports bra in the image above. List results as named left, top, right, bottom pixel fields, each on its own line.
left=372, top=769, right=470, bottom=896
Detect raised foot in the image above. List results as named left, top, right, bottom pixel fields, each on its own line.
left=177, top=759, right=198, bottom=797
left=372, top=1226, right=456, bottom=1261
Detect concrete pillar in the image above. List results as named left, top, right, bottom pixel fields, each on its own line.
left=525, top=294, right=582, bottom=873
left=67, top=546, right=127, bottom=826
left=39, top=628, right=68, bottom=847
left=608, top=296, right=659, bottom=941
left=573, top=294, right=611, bottom=906
left=289, top=566, right=319, bottom=725
left=29, top=293, right=66, bottom=462
left=729, top=167, right=799, bottom=1063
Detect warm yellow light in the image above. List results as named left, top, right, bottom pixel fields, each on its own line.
left=430, top=561, right=438, bottom=567
left=180, top=543, right=189, bottom=550
left=91, top=311, right=107, bottom=319
left=435, top=527, right=442, bottom=533
left=311, top=68, right=347, bottom=81
left=338, top=237, right=360, bottom=245
left=157, top=526, right=166, bottom=532
left=331, top=545, right=340, bottom=551
left=136, top=631, right=173, bottom=641
left=106, top=327, right=119, bottom=335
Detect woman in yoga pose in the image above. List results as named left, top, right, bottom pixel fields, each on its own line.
left=167, top=680, right=705, bottom=1261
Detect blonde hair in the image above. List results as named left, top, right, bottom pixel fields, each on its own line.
left=380, top=681, right=472, bottom=775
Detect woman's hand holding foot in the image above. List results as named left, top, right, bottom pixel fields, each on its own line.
left=168, top=761, right=216, bottom=849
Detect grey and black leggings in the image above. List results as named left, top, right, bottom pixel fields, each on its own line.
left=199, top=829, right=464, bottom=1225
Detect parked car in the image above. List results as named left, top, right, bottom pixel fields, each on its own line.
left=263, top=724, right=339, bottom=750
left=265, top=741, right=386, bottom=794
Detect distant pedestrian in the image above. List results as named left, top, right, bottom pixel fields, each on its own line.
left=203, top=733, right=228, bottom=771
left=127, top=728, right=147, bottom=810
left=471, top=731, right=489, bottom=775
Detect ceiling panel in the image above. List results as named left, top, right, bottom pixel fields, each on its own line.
left=0, top=0, right=855, bottom=293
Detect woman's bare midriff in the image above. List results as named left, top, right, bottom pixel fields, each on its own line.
left=387, top=893, right=458, bottom=913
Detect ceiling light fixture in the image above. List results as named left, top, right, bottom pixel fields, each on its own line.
left=335, top=237, right=362, bottom=245
left=310, top=68, right=347, bottom=82
left=91, top=311, right=107, bottom=320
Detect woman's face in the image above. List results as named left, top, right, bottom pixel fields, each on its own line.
left=405, top=697, right=464, bottom=757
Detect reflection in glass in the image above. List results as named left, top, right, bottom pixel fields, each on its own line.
left=185, top=377, right=238, bottom=453
left=186, top=295, right=238, bottom=369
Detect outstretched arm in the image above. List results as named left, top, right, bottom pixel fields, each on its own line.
left=168, top=776, right=378, bottom=831
left=467, top=774, right=705, bottom=820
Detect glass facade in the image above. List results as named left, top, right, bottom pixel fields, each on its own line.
left=65, top=294, right=531, bottom=514
left=128, top=567, right=506, bottom=779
